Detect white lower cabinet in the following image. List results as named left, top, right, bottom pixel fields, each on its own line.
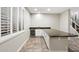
left=35, top=29, right=42, bottom=36
left=49, top=37, right=68, bottom=52
left=36, top=30, right=68, bottom=52
left=42, top=30, right=68, bottom=52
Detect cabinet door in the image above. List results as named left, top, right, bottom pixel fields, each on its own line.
left=50, top=37, right=68, bottom=52
left=35, top=29, right=42, bottom=36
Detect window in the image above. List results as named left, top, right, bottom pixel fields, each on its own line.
left=0, top=7, right=25, bottom=37
left=23, top=9, right=24, bottom=30
left=19, top=8, right=22, bottom=31
left=1, top=7, right=11, bottom=36
left=12, top=7, right=17, bottom=33
left=19, top=8, right=24, bottom=31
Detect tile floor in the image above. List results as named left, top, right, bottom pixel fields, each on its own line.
left=69, top=37, right=79, bottom=52
left=20, top=36, right=49, bottom=52
left=20, top=36, right=79, bottom=52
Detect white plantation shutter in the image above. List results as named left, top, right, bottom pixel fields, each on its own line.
left=0, top=7, right=25, bottom=37
left=1, top=7, right=11, bottom=36
left=12, top=7, right=17, bottom=33
left=23, top=9, right=24, bottom=30
left=19, top=8, right=22, bottom=31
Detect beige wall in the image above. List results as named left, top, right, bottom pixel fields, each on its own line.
left=59, top=10, right=69, bottom=32
left=31, top=11, right=70, bottom=31
left=31, top=14, right=60, bottom=29
left=24, top=8, right=31, bottom=30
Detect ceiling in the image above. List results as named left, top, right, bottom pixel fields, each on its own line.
left=26, top=7, right=70, bottom=14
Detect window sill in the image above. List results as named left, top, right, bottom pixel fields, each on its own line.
left=0, top=30, right=25, bottom=44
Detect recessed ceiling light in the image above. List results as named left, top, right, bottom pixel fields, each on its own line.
left=34, top=8, right=38, bottom=11
left=47, top=8, right=51, bottom=11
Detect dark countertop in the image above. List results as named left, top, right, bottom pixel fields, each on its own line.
left=43, top=29, right=78, bottom=37
left=29, top=27, right=51, bottom=29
